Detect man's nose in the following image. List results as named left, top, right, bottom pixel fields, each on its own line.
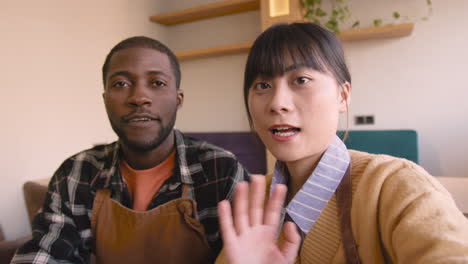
left=128, top=84, right=152, bottom=107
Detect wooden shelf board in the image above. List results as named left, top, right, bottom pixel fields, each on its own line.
left=176, top=42, right=253, bottom=61
left=338, top=23, right=414, bottom=42
left=150, top=0, right=260, bottom=26
left=176, top=23, right=414, bottom=61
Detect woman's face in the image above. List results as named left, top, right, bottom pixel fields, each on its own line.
left=248, top=65, right=350, bottom=164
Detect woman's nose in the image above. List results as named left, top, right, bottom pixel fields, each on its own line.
left=269, top=85, right=294, bottom=114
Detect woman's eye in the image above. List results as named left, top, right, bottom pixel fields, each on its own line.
left=295, top=77, right=310, bottom=85
left=152, top=80, right=166, bottom=87
left=253, top=82, right=271, bottom=90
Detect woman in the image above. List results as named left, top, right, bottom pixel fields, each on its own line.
left=217, top=22, right=468, bottom=263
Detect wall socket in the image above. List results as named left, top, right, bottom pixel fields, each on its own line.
left=355, top=115, right=375, bottom=125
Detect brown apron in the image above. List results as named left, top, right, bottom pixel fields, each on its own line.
left=91, top=184, right=213, bottom=264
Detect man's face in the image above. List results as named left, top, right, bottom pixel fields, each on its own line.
left=103, top=47, right=183, bottom=152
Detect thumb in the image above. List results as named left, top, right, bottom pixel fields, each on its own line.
left=279, top=221, right=301, bottom=263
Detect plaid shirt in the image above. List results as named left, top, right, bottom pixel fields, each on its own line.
left=12, top=130, right=249, bottom=264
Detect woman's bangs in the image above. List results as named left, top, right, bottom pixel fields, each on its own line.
left=249, top=32, right=328, bottom=80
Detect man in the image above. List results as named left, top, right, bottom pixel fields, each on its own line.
left=12, top=36, right=248, bottom=263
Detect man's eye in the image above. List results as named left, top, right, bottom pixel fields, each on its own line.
left=112, top=81, right=129, bottom=88
left=253, top=82, right=271, bottom=90
left=295, top=77, right=310, bottom=85
left=152, top=80, right=166, bottom=87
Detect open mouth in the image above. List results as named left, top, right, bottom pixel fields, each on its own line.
left=270, top=126, right=301, bottom=137
left=128, top=117, right=155, bottom=123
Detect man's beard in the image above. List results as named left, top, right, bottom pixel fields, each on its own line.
left=111, top=110, right=177, bottom=153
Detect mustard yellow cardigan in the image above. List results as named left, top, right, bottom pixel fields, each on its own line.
left=216, top=150, right=468, bottom=263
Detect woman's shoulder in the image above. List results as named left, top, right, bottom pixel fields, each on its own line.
left=349, top=149, right=418, bottom=169
left=349, top=149, right=425, bottom=177
left=348, top=150, right=449, bottom=199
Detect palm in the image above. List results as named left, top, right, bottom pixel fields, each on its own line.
left=218, top=175, right=300, bottom=264
left=224, top=225, right=290, bottom=264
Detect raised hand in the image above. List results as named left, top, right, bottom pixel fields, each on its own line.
left=218, top=175, right=301, bottom=264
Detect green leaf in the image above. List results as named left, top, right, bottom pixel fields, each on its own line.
left=316, top=8, right=327, bottom=17
left=338, top=7, right=344, bottom=14
left=306, top=11, right=315, bottom=19
left=393, top=11, right=400, bottom=19
left=352, top=21, right=360, bottom=28
left=373, top=19, right=382, bottom=27
left=326, top=18, right=339, bottom=32
left=427, top=0, right=432, bottom=6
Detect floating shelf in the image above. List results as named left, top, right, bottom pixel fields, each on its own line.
left=175, top=23, right=414, bottom=61
left=150, top=0, right=260, bottom=26
left=176, top=42, right=253, bottom=61
left=338, top=23, right=414, bottom=42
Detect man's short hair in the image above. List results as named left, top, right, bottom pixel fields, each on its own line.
left=102, top=36, right=181, bottom=89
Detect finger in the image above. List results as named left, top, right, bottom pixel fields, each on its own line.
left=249, top=175, right=266, bottom=226
left=233, top=181, right=250, bottom=234
left=279, top=221, right=301, bottom=263
left=263, top=183, right=287, bottom=227
left=218, top=200, right=237, bottom=246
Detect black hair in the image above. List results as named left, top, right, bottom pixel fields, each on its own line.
left=102, top=36, right=181, bottom=89
left=243, top=22, right=351, bottom=125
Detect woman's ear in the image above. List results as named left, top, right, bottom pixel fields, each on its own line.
left=338, top=82, right=351, bottom=113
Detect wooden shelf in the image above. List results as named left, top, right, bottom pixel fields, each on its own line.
left=338, top=23, right=414, bottom=42
left=176, top=23, right=414, bottom=61
left=150, top=0, right=260, bottom=26
left=176, top=42, right=253, bottom=61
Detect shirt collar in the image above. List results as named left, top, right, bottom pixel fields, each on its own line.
left=175, top=129, right=198, bottom=184
left=92, top=129, right=204, bottom=192
left=271, top=135, right=351, bottom=233
left=89, top=141, right=123, bottom=193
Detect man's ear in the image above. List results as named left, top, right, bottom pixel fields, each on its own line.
left=177, top=89, right=184, bottom=110
left=338, top=82, right=351, bottom=113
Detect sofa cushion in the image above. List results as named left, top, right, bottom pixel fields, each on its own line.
left=23, top=179, right=49, bottom=225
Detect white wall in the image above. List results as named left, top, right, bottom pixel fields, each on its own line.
left=0, top=0, right=168, bottom=239
left=2, top=0, right=468, bottom=240
left=166, top=1, right=260, bottom=132
left=342, top=0, right=468, bottom=177
left=172, top=0, right=468, bottom=178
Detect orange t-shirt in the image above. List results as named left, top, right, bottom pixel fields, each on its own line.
left=120, top=150, right=176, bottom=211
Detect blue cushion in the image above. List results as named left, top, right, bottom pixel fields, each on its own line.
left=185, top=132, right=267, bottom=174
left=338, top=130, right=418, bottom=163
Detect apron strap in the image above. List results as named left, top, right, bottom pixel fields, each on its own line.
left=91, top=189, right=111, bottom=233
left=336, top=164, right=361, bottom=264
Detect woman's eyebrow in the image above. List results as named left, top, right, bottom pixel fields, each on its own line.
left=284, top=63, right=307, bottom=73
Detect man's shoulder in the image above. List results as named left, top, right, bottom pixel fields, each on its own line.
left=180, top=133, right=237, bottom=160
left=54, top=142, right=118, bottom=179
left=65, top=141, right=118, bottom=163
left=177, top=132, right=247, bottom=182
